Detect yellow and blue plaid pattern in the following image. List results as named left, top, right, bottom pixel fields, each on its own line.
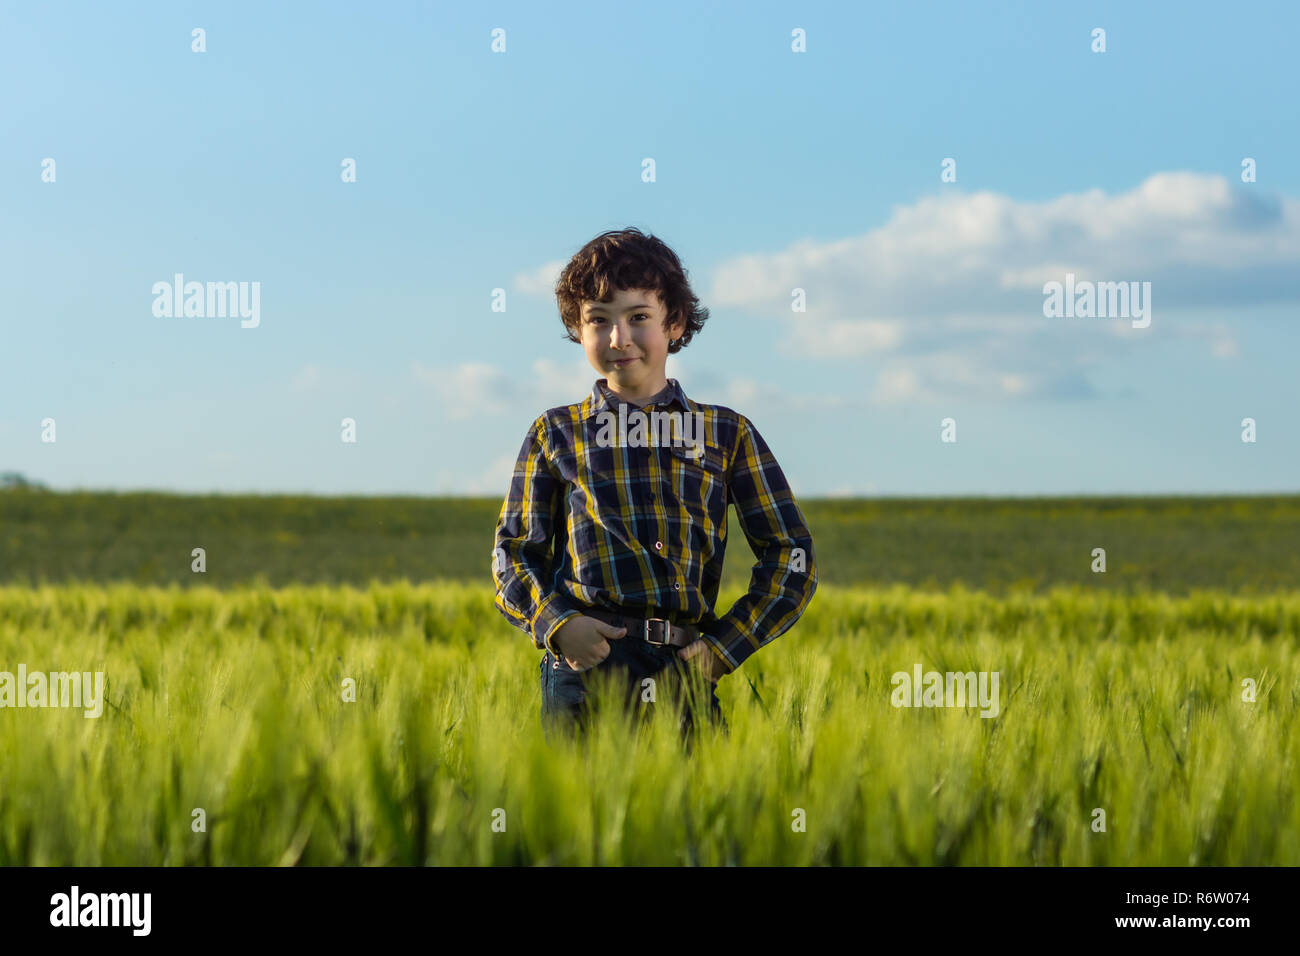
left=492, top=378, right=817, bottom=674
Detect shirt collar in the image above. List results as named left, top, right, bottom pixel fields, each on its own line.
left=582, top=377, right=692, bottom=421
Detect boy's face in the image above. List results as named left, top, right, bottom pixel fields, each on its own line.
left=578, top=287, right=685, bottom=397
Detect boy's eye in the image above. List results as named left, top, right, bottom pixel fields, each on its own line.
left=588, top=313, right=649, bottom=323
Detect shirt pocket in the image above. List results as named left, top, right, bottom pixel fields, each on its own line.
left=668, top=441, right=726, bottom=472
left=667, top=443, right=729, bottom=517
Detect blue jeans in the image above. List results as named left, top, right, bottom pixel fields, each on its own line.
left=540, top=632, right=728, bottom=746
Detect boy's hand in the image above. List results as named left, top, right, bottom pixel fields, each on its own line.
left=677, top=639, right=729, bottom=683
left=553, top=616, right=626, bottom=671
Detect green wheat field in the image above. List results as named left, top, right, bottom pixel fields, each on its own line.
left=1, top=490, right=1297, bottom=865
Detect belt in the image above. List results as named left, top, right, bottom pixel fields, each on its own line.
left=579, top=606, right=699, bottom=648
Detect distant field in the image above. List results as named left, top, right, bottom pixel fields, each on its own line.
left=3, top=489, right=1299, bottom=593
left=1, top=582, right=1296, bottom=865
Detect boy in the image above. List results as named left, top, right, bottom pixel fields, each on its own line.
left=491, top=227, right=817, bottom=744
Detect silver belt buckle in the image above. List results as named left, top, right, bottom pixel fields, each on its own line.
left=643, top=618, right=671, bottom=645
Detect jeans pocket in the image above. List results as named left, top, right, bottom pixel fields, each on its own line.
left=543, top=651, right=588, bottom=714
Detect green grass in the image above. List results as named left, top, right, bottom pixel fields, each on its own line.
left=4, top=488, right=1300, bottom=594
left=2, top=581, right=1296, bottom=865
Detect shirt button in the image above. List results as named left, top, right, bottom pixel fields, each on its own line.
left=654, top=541, right=663, bottom=551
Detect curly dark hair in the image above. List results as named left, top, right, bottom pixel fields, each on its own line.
left=554, top=227, right=708, bottom=354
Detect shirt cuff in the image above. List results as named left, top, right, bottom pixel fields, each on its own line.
left=697, top=617, right=753, bottom=674
left=533, top=591, right=582, bottom=656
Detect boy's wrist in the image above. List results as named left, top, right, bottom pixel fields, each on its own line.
left=534, top=592, right=581, bottom=655
left=542, top=610, right=578, bottom=657
left=698, top=621, right=744, bottom=673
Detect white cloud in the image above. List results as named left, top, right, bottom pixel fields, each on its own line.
left=693, top=372, right=853, bottom=414
left=724, top=377, right=760, bottom=407
left=289, top=363, right=367, bottom=393
left=795, top=318, right=906, bottom=358
left=531, top=356, right=601, bottom=401
left=463, top=450, right=523, bottom=495
left=871, top=367, right=928, bottom=404
left=412, top=361, right=515, bottom=420
left=1211, top=338, right=1239, bottom=359
left=999, top=373, right=1030, bottom=396
left=513, top=260, right=567, bottom=297
left=412, top=357, right=597, bottom=421
left=709, top=171, right=1295, bottom=401
left=1160, top=318, right=1241, bottom=359
left=291, top=364, right=322, bottom=391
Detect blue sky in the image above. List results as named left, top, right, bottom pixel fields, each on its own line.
left=2, top=0, right=1297, bottom=497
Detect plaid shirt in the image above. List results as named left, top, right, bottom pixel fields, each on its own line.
left=491, top=377, right=817, bottom=674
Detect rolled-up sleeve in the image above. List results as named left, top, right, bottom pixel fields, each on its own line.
left=698, top=414, right=817, bottom=672
left=491, top=416, right=581, bottom=655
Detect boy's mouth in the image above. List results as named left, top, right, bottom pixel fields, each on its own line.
left=611, top=358, right=638, bottom=367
